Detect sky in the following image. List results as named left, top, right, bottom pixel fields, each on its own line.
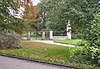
left=21, top=0, right=40, bottom=5
left=32, top=0, right=40, bottom=5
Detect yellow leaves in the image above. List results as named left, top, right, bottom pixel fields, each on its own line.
left=23, top=1, right=38, bottom=21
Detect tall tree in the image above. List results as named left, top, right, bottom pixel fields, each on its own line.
left=0, top=0, right=26, bottom=49
left=22, top=0, right=38, bottom=21
left=0, top=0, right=26, bottom=33
left=17, top=0, right=39, bottom=40
left=38, top=0, right=100, bottom=38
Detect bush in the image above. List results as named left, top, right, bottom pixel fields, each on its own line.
left=70, top=46, right=100, bottom=67
left=82, top=46, right=100, bottom=65
left=84, top=23, right=100, bottom=48
left=0, top=31, right=22, bottom=49
left=77, top=40, right=88, bottom=46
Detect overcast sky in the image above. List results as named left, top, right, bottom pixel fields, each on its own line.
left=32, top=0, right=40, bottom=5
left=21, top=0, right=40, bottom=5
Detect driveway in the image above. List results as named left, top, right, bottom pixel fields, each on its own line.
left=0, top=56, right=72, bottom=69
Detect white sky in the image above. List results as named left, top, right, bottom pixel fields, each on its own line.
left=32, top=0, right=40, bottom=5
left=21, top=0, right=40, bottom=5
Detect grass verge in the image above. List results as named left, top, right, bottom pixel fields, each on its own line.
left=0, top=42, right=73, bottom=64
left=0, top=42, right=97, bottom=69
left=55, top=39, right=84, bottom=46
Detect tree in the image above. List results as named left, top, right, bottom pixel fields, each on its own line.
left=0, top=0, right=26, bottom=33
left=0, top=0, right=26, bottom=49
left=17, top=0, right=39, bottom=40
left=85, top=13, right=100, bottom=47
left=38, top=0, right=100, bottom=39
left=22, top=0, right=38, bottom=21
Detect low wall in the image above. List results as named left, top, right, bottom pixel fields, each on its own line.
left=53, top=36, right=68, bottom=40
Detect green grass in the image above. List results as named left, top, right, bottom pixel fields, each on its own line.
left=0, top=42, right=96, bottom=68
left=55, top=39, right=83, bottom=45
left=0, top=42, right=73, bottom=64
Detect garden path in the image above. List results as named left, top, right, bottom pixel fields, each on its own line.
left=33, top=40, right=75, bottom=47
left=0, top=56, right=72, bottom=69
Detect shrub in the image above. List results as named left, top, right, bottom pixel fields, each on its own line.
left=70, top=46, right=100, bottom=68
left=77, top=40, right=88, bottom=46
left=0, top=31, right=22, bottom=49
left=82, top=46, right=100, bottom=65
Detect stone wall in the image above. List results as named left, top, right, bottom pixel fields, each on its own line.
left=53, top=36, right=68, bottom=40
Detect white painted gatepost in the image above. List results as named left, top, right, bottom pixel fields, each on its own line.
left=49, top=31, right=53, bottom=39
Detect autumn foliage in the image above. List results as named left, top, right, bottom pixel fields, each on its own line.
left=24, top=3, right=38, bottom=20
left=18, top=0, right=38, bottom=21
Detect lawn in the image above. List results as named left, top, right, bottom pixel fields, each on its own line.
left=0, top=42, right=73, bottom=65
left=55, top=39, right=83, bottom=45
left=0, top=41, right=96, bottom=68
